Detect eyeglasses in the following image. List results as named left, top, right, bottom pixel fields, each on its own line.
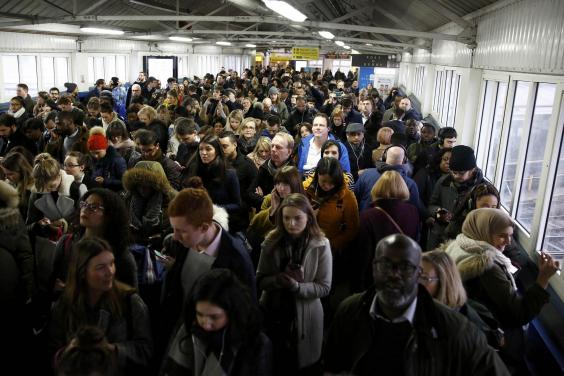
left=79, top=201, right=105, bottom=213
left=419, top=275, right=440, bottom=284
left=373, top=259, right=418, bottom=276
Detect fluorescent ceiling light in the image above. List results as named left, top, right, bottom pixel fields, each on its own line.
left=335, top=40, right=345, bottom=46
left=216, top=41, right=232, bottom=46
left=263, top=1, right=307, bottom=22
left=318, top=31, right=334, bottom=39
left=343, top=45, right=350, bottom=50
left=365, top=43, right=373, bottom=46
left=80, top=27, right=124, bottom=35
left=351, top=49, right=360, bottom=54
left=169, top=36, right=192, bottom=42
left=245, top=44, right=257, bottom=48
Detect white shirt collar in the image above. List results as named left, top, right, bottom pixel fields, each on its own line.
left=369, top=293, right=418, bottom=325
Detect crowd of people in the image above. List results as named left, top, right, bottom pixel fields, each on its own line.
left=0, top=65, right=560, bottom=376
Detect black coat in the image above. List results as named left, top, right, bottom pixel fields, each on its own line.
left=324, top=286, right=509, bottom=375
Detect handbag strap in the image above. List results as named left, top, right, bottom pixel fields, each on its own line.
left=374, top=206, right=404, bottom=234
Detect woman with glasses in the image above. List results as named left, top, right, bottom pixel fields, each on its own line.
left=420, top=250, right=504, bottom=350
left=51, top=188, right=137, bottom=296
left=445, top=208, right=560, bottom=374
left=238, top=117, right=259, bottom=156
left=49, top=237, right=152, bottom=375
left=257, top=193, right=331, bottom=375
left=63, top=151, right=92, bottom=192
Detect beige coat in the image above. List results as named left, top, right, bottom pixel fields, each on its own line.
left=257, top=235, right=332, bottom=368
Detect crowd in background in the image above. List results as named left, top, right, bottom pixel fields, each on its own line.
left=0, top=64, right=560, bottom=376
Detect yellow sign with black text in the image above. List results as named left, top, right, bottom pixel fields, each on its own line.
left=292, top=47, right=319, bottom=60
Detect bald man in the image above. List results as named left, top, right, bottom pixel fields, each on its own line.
left=354, top=145, right=423, bottom=213
left=325, top=234, right=509, bottom=376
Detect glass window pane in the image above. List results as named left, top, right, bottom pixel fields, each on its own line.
left=543, top=108, right=564, bottom=262
left=486, top=82, right=508, bottom=181
left=500, top=81, right=531, bottom=212
left=54, top=57, right=68, bottom=87
left=477, top=81, right=496, bottom=172
left=2, top=55, right=20, bottom=100
left=433, top=71, right=439, bottom=112
left=447, top=74, right=460, bottom=127
left=104, top=56, right=116, bottom=82
left=41, top=57, right=55, bottom=91
left=88, top=57, right=95, bottom=85
left=116, top=55, right=126, bottom=82
left=441, top=71, right=452, bottom=124
left=94, top=57, right=104, bottom=84
left=516, top=83, right=556, bottom=232
left=437, top=71, right=445, bottom=116
left=19, top=55, right=38, bottom=96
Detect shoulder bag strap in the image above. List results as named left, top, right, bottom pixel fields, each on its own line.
left=374, top=206, right=404, bottom=234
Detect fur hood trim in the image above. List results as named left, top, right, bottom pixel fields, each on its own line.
left=445, top=233, right=496, bottom=281
left=0, top=180, right=19, bottom=209
left=213, top=205, right=229, bottom=231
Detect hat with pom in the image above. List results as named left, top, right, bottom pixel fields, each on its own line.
left=87, top=126, right=108, bottom=151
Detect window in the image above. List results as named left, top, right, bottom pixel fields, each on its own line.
left=432, top=69, right=460, bottom=127
left=543, top=121, right=564, bottom=262
left=40, top=57, right=69, bottom=91
left=432, top=71, right=440, bottom=113
left=447, top=74, right=460, bottom=127
left=477, top=81, right=508, bottom=182
left=308, top=59, right=323, bottom=69
left=331, top=58, right=351, bottom=75
left=1, top=55, right=39, bottom=101
left=413, top=66, right=425, bottom=98
left=516, top=83, right=556, bottom=231
left=500, top=81, right=531, bottom=212
left=88, top=55, right=128, bottom=84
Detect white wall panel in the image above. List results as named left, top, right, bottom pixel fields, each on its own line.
left=431, top=24, right=473, bottom=68
left=474, top=0, right=564, bottom=73
left=411, top=48, right=431, bottom=64
left=0, top=31, right=75, bottom=51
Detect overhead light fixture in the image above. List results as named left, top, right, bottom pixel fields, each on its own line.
left=169, top=36, right=193, bottom=42
left=343, top=45, right=350, bottom=50
left=263, top=1, right=307, bottom=22
left=335, top=40, right=345, bottom=46
left=318, top=31, right=334, bottom=39
left=365, top=43, right=373, bottom=46
left=245, top=44, right=257, bottom=48
left=216, top=41, right=232, bottom=46
left=351, top=49, right=360, bottom=54
left=80, top=27, right=124, bottom=35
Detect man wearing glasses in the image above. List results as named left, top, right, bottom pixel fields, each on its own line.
left=324, top=234, right=509, bottom=375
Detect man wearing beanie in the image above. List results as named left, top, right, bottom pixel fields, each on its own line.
left=427, top=145, right=485, bottom=250
left=87, top=126, right=126, bottom=192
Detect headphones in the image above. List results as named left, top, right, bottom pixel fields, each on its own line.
left=381, top=144, right=408, bottom=164
left=438, top=126, right=456, bottom=145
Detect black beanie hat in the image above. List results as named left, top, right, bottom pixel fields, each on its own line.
left=449, top=145, right=477, bottom=171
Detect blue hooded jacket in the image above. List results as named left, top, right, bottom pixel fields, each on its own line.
left=297, top=133, right=351, bottom=174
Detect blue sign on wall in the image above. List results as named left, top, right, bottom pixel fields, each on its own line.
left=358, top=67, right=374, bottom=90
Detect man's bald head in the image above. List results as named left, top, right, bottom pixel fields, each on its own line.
left=374, top=234, right=422, bottom=266
left=385, top=145, right=406, bottom=165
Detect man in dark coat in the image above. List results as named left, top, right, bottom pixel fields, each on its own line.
left=284, top=96, right=315, bottom=136
left=16, top=83, right=34, bottom=114
left=324, top=234, right=509, bottom=376
left=159, top=188, right=256, bottom=359
left=0, top=114, right=38, bottom=156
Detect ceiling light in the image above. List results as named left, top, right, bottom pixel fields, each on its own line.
left=343, top=45, right=350, bottom=50
left=365, top=43, right=373, bottom=46
left=335, top=40, right=345, bottom=46
left=245, top=44, right=257, bottom=48
left=263, top=1, right=307, bottom=22
left=351, top=49, right=360, bottom=54
left=318, top=31, right=334, bottom=39
left=169, top=36, right=193, bottom=42
left=80, top=27, right=124, bottom=35
left=216, top=41, right=232, bottom=46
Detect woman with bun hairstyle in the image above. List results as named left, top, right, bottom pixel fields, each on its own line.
left=87, top=126, right=126, bottom=192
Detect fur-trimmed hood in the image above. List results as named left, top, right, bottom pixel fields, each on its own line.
left=445, top=234, right=497, bottom=282
left=213, top=205, right=229, bottom=231
left=0, top=181, right=22, bottom=230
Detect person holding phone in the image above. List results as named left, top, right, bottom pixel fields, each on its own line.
left=257, top=193, right=332, bottom=375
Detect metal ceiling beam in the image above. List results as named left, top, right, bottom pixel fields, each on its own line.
left=417, top=0, right=473, bottom=29
left=235, top=38, right=401, bottom=53
left=178, top=4, right=230, bottom=31
left=329, top=8, right=366, bottom=23
left=79, top=0, right=112, bottom=16
left=50, top=15, right=464, bottom=41
left=128, top=0, right=191, bottom=15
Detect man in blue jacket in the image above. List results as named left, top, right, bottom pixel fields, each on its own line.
left=297, top=113, right=351, bottom=174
